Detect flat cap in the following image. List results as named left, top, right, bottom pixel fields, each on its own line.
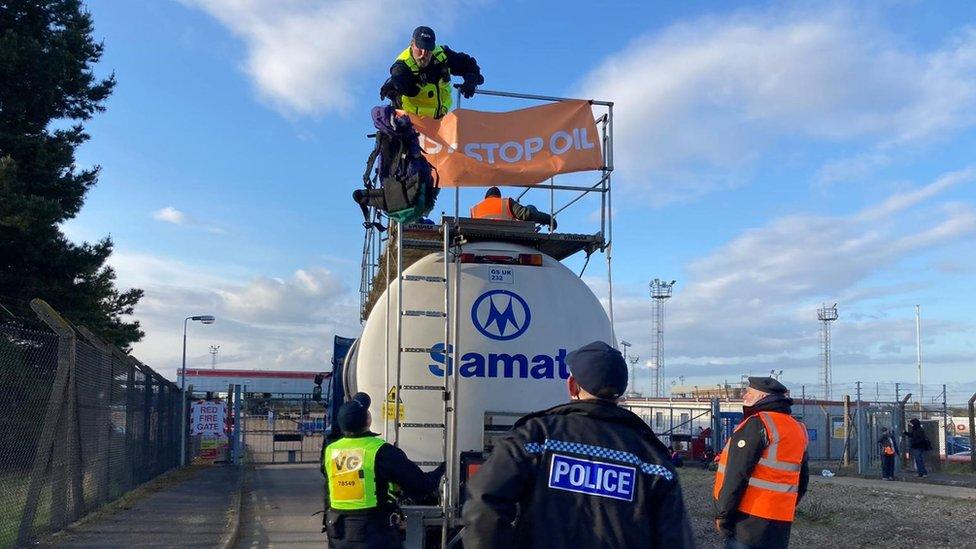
left=747, top=376, right=788, bottom=395
left=567, top=341, right=628, bottom=399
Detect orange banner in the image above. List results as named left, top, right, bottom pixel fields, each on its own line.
left=408, top=100, right=603, bottom=187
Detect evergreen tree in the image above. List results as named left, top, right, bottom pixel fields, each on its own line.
left=0, top=0, right=143, bottom=348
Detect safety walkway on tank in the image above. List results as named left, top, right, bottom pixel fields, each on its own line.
left=401, top=217, right=603, bottom=260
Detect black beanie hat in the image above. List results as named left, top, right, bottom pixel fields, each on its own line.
left=338, top=401, right=369, bottom=434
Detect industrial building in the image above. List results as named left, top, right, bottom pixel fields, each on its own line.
left=178, top=368, right=329, bottom=395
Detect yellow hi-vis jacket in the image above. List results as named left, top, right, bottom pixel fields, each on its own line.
left=323, top=435, right=385, bottom=510
left=396, top=45, right=451, bottom=118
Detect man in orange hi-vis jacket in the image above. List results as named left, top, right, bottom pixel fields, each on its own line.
left=713, top=377, right=809, bottom=549
left=470, top=187, right=556, bottom=229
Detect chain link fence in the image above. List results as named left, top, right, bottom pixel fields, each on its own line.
left=0, top=300, right=182, bottom=547
left=625, top=378, right=976, bottom=476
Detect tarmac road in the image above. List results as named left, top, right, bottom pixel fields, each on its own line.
left=236, top=464, right=325, bottom=549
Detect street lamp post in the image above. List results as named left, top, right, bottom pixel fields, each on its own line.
left=181, top=314, right=215, bottom=467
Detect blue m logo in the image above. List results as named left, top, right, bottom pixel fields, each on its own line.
left=471, top=290, right=531, bottom=341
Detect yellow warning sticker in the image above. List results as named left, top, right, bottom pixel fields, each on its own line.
left=383, top=386, right=405, bottom=420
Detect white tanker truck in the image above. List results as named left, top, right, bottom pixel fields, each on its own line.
left=342, top=219, right=612, bottom=546
left=338, top=90, right=616, bottom=547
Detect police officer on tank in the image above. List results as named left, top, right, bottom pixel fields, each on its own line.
left=322, top=392, right=445, bottom=548
left=713, top=377, right=810, bottom=549
left=380, top=26, right=483, bottom=119
left=462, top=341, right=695, bottom=548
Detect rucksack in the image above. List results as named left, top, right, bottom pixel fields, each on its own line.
left=357, top=105, right=438, bottom=225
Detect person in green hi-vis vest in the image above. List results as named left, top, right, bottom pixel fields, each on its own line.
left=380, top=26, right=484, bottom=119
left=322, top=392, right=445, bottom=548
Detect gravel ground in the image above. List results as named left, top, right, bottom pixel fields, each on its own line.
left=677, top=468, right=976, bottom=548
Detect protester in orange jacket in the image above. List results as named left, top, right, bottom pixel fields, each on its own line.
left=470, top=187, right=556, bottom=229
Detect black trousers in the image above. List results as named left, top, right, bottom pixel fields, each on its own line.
left=326, top=511, right=402, bottom=549
left=881, top=454, right=895, bottom=478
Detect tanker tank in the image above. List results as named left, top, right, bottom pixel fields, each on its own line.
left=347, top=238, right=613, bottom=497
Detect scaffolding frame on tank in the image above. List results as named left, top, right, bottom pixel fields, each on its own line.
left=355, top=88, right=615, bottom=548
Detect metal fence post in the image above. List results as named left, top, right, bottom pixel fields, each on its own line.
left=125, top=361, right=137, bottom=489
left=893, top=404, right=903, bottom=476
left=941, top=384, right=948, bottom=457
left=968, top=392, right=975, bottom=473
left=856, top=382, right=868, bottom=475
left=62, top=331, right=84, bottom=525
left=842, top=395, right=851, bottom=467
left=155, top=375, right=165, bottom=475
left=142, top=365, right=152, bottom=482
left=898, top=393, right=911, bottom=471
left=77, top=327, right=113, bottom=505
left=172, top=388, right=181, bottom=468
left=18, top=300, right=76, bottom=544
left=824, top=404, right=832, bottom=461
left=710, top=398, right=721, bottom=452
left=800, top=385, right=806, bottom=420
left=233, top=384, right=243, bottom=465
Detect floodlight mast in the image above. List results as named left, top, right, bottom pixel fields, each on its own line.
left=817, top=303, right=838, bottom=400
left=649, top=279, right=676, bottom=397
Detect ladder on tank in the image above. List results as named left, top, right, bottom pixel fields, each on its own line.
left=383, top=218, right=463, bottom=548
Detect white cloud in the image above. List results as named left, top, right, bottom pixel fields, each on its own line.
left=110, top=251, right=240, bottom=289
left=151, top=205, right=227, bottom=234
left=180, top=0, right=458, bottom=116
left=858, top=167, right=976, bottom=221
left=110, top=252, right=361, bottom=377
left=219, top=268, right=348, bottom=324
left=579, top=10, right=976, bottom=200
left=600, top=168, right=976, bottom=384
left=153, top=206, right=186, bottom=225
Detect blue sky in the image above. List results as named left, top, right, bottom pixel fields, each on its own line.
left=65, top=1, right=976, bottom=401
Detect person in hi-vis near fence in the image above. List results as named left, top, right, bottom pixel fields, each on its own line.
left=322, top=392, right=445, bottom=548
left=713, top=377, right=810, bottom=549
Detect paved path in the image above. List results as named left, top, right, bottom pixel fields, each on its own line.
left=42, top=465, right=242, bottom=548
left=811, top=473, right=976, bottom=500
left=236, top=464, right=324, bottom=548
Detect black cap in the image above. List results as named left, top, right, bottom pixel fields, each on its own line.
left=747, top=376, right=788, bottom=395
left=337, top=401, right=369, bottom=434
left=351, top=392, right=371, bottom=408
left=566, top=341, right=628, bottom=399
left=485, top=186, right=501, bottom=198
left=412, top=26, right=436, bottom=50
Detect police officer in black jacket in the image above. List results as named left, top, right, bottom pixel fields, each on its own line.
left=462, top=341, right=695, bottom=549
